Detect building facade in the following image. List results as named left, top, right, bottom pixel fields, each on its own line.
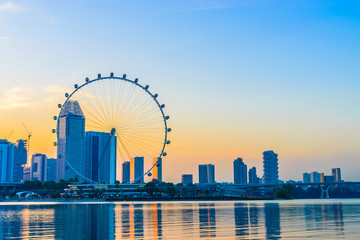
left=46, top=158, right=57, bottom=181
left=262, top=151, right=279, bottom=184
left=31, top=154, right=47, bottom=182
left=233, top=158, right=247, bottom=184
left=248, top=167, right=258, bottom=184
left=332, top=168, right=341, bottom=182
left=85, top=131, right=112, bottom=183
left=310, top=171, right=321, bottom=183
left=130, top=157, right=144, bottom=183
left=152, top=157, right=162, bottom=182
left=0, top=139, right=14, bottom=183
left=57, top=100, right=86, bottom=182
left=122, top=161, right=130, bottom=183
left=182, top=174, right=193, bottom=185
left=13, top=139, right=27, bottom=182
left=303, top=172, right=311, bottom=183
left=198, top=164, right=215, bottom=184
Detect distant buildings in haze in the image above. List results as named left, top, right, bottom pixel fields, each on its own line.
left=152, top=157, right=162, bottom=182
left=303, top=168, right=342, bottom=184
left=233, top=158, right=247, bottom=184
left=262, top=150, right=279, bottom=184
left=182, top=174, right=193, bottom=185
left=198, top=164, right=215, bottom=184
left=130, top=157, right=144, bottom=183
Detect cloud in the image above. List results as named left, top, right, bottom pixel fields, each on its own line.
left=0, top=2, right=21, bottom=12
left=0, top=36, right=11, bottom=40
left=0, top=87, right=33, bottom=109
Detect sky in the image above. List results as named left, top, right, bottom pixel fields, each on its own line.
left=0, top=0, right=360, bottom=183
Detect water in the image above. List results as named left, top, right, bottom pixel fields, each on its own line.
left=0, top=199, right=359, bottom=239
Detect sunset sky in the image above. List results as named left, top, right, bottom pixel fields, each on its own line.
left=1, top=0, right=360, bottom=182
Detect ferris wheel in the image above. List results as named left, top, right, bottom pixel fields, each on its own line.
left=53, top=73, right=171, bottom=183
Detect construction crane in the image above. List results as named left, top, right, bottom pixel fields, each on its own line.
left=5, top=131, right=14, bottom=140
left=23, top=123, right=32, bottom=164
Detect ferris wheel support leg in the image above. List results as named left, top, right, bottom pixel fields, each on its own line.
left=110, top=128, right=117, bottom=184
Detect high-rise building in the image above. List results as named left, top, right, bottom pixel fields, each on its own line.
left=46, top=158, right=57, bottom=182
left=0, top=139, right=14, bottom=183
left=13, top=139, right=27, bottom=182
left=182, top=174, right=193, bottom=185
left=198, top=164, right=215, bottom=184
left=85, top=131, right=114, bottom=183
left=320, top=173, right=325, bottom=183
left=152, top=157, right=162, bottom=182
left=332, top=168, right=341, bottom=182
left=233, top=158, right=247, bottom=184
left=57, top=100, right=86, bottom=182
left=249, top=167, right=258, bottom=184
left=310, top=171, right=321, bottom=183
left=122, top=161, right=130, bottom=183
left=262, top=151, right=279, bottom=184
left=303, top=172, right=311, bottom=183
left=130, top=157, right=144, bottom=183
left=23, top=166, right=31, bottom=181
left=31, top=154, right=47, bottom=182
left=324, top=175, right=335, bottom=183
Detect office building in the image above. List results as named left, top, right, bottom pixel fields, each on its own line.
left=23, top=166, right=31, bottom=181
left=57, top=100, right=86, bottom=181
left=320, top=173, right=325, bottom=183
left=262, top=151, right=279, bottom=184
left=310, top=172, right=321, bottom=183
left=130, top=157, right=144, bottom=183
left=198, top=164, right=215, bottom=184
left=303, top=173, right=311, bottom=184
left=249, top=167, right=258, bottom=184
left=324, top=175, right=335, bottom=183
left=13, top=139, right=27, bottom=182
left=182, top=174, right=193, bottom=185
left=152, top=157, right=162, bottom=182
left=0, top=139, right=14, bottom=183
left=85, top=131, right=114, bottom=183
left=31, top=154, right=47, bottom=182
left=122, top=161, right=130, bottom=183
left=332, top=168, right=341, bottom=182
left=46, top=158, right=57, bottom=181
left=233, top=158, right=247, bottom=184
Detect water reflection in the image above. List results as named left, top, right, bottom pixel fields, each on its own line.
left=198, top=203, right=216, bottom=238
left=0, top=200, right=357, bottom=239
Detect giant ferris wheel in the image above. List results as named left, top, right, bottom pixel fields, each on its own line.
left=53, top=73, right=171, bottom=183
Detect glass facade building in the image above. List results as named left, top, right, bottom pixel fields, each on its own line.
left=130, top=157, right=144, bottom=183
left=57, top=100, right=86, bottom=182
left=152, top=157, right=162, bottom=182
left=262, top=151, right=279, bottom=184
left=198, top=164, right=215, bottom=184
left=0, top=139, right=14, bottom=183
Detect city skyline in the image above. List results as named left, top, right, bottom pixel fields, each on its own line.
left=1, top=0, right=360, bottom=182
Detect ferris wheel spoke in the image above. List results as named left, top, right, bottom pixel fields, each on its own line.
left=98, top=80, right=113, bottom=124
left=118, top=90, right=153, bottom=124
left=120, top=117, right=163, bottom=130
left=121, top=95, right=158, bottom=125
left=118, top=136, right=159, bottom=162
left=86, top=81, right=112, bottom=125
left=115, top=81, right=137, bottom=124
left=122, top=105, right=162, bottom=127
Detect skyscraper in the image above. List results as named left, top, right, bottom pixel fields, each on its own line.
left=249, top=167, right=258, bottom=184
left=198, top=164, right=215, bottom=184
left=46, top=158, right=57, bottom=182
left=182, top=174, right=193, bottom=185
left=0, top=139, right=14, bottom=183
left=310, top=171, right=321, bottom=183
left=130, top=157, right=144, bottom=183
left=332, top=168, right=342, bottom=182
left=13, top=139, right=27, bottom=182
left=122, top=161, right=130, bottom=183
left=303, top=172, right=311, bottom=183
left=262, top=151, right=279, bottom=184
left=152, top=157, right=162, bottom=182
left=57, top=100, right=86, bottom=182
left=233, top=158, right=247, bottom=184
left=85, top=131, right=114, bottom=183
left=31, top=153, right=47, bottom=182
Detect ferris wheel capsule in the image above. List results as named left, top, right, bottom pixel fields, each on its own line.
left=110, top=72, right=114, bottom=77
left=98, top=73, right=101, bottom=78
left=53, top=116, right=57, bottom=120
left=163, top=152, right=167, bottom=156
left=85, top=77, right=89, bottom=82
left=123, top=74, right=126, bottom=78
left=58, top=104, right=62, bottom=108
left=161, top=104, right=165, bottom=108
left=154, top=94, right=158, bottom=98
left=135, top=78, right=138, bottom=83
left=52, top=129, right=56, bottom=133
left=53, top=142, right=57, bottom=146
left=74, top=84, right=78, bottom=89
left=65, top=93, right=69, bottom=97
left=167, top=128, right=171, bottom=132
left=166, top=116, right=170, bottom=120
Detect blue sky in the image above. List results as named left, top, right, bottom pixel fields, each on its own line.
left=1, top=0, right=360, bottom=182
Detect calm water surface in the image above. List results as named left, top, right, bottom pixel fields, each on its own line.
left=0, top=199, right=359, bottom=239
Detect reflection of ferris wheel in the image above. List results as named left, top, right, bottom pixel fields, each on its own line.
left=53, top=73, right=171, bottom=183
